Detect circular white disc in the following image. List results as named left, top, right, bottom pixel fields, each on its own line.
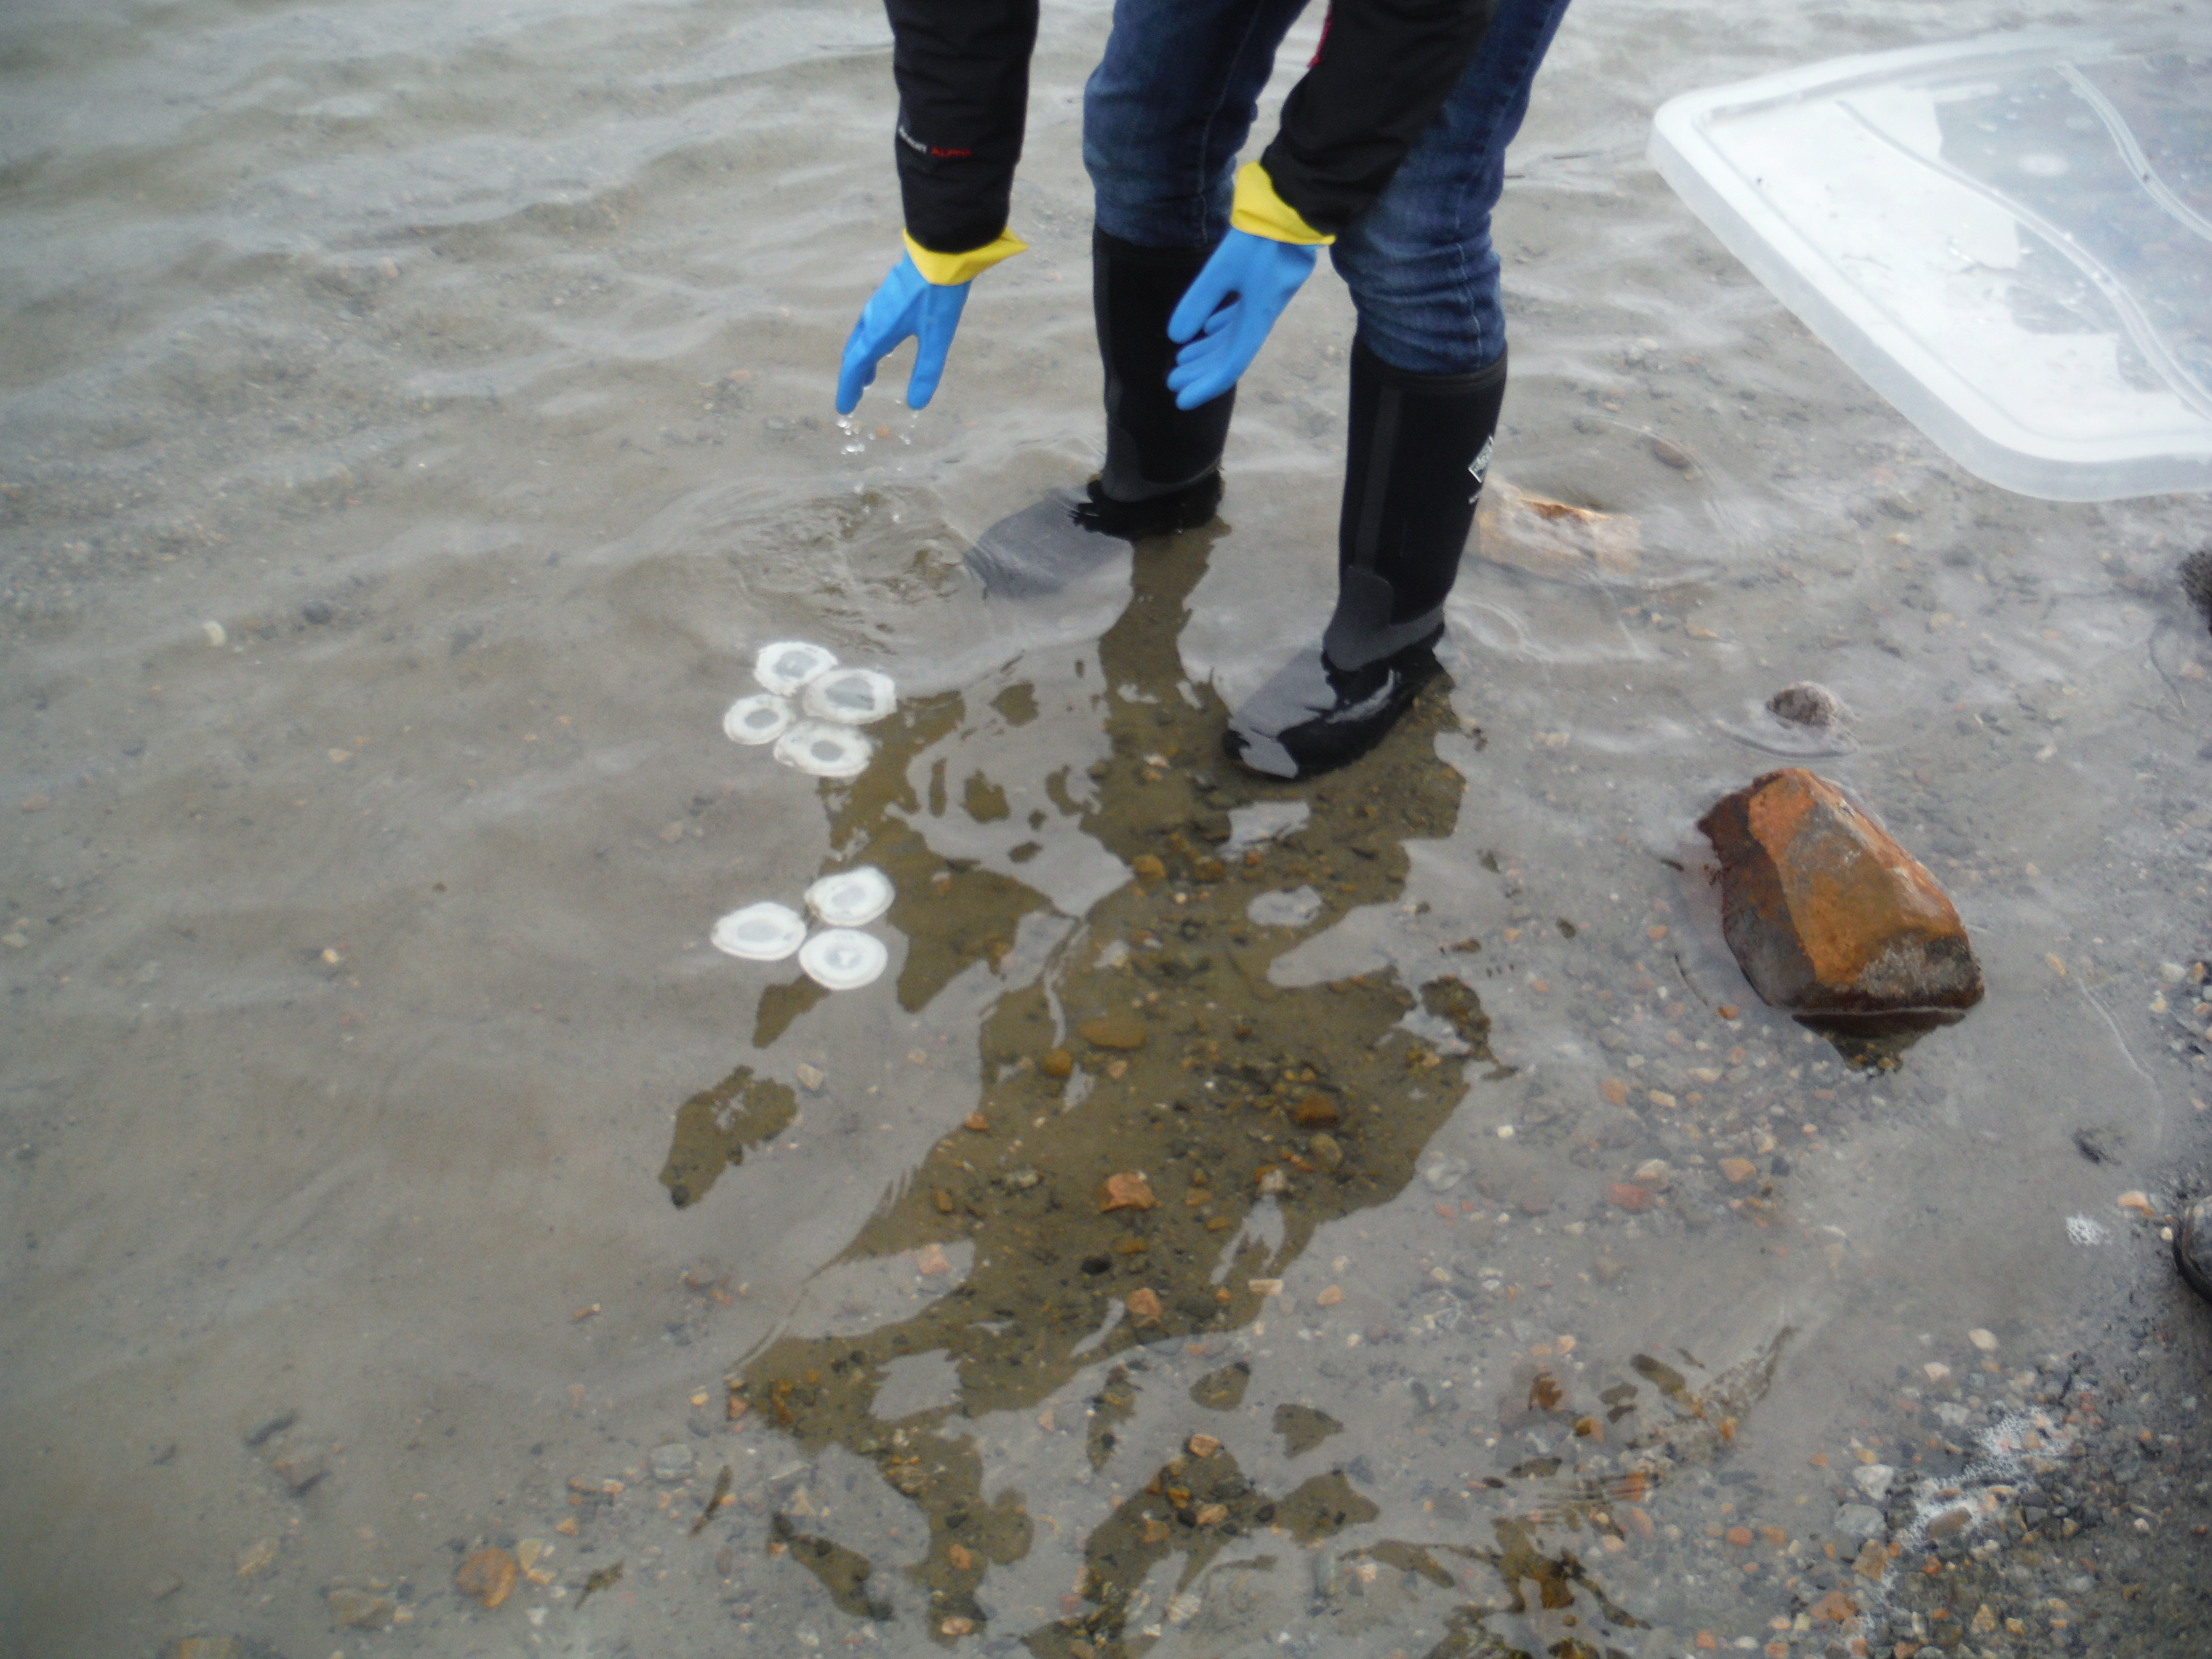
left=710, top=902, right=807, bottom=962
left=754, top=640, right=839, bottom=696
left=722, top=692, right=794, bottom=745
left=805, top=865, right=895, bottom=928
left=798, top=927, right=889, bottom=990
left=773, top=721, right=874, bottom=780
left=801, top=666, right=898, bottom=726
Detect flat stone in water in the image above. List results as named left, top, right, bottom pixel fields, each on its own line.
left=649, top=1443, right=695, bottom=1481
left=773, top=721, right=874, bottom=779
left=711, top=902, right=807, bottom=962
left=754, top=640, right=838, bottom=695
left=805, top=865, right=893, bottom=927
left=1248, top=886, right=1322, bottom=928
left=723, top=692, right=794, bottom=745
left=798, top=928, right=888, bottom=990
left=1833, top=1503, right=1886, bottom=1542
left=801, top=666, right=897, bottom=726
left=1077, top=1014, right=1147, bottom=1050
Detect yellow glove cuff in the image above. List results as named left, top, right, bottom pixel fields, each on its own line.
left=902, top=228, right=1028, bottom=286
left=1229, top=162, right=1335, bottom=246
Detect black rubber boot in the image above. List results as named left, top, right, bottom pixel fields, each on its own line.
left=966, top=231, right=1228, bottom=598
left=1225, top=338, right=1508, bottom=780
left=1092, top=228, right=1234, bottom=517
left=2178, top=1196, right=2212, bottom=1303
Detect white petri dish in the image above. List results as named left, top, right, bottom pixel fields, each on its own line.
left=722, top=692, right=794, bottom=745
left=801, top=666, right=897, bottom=726
left=805, top=865, right=894, bottom=928
left=773, top=721, right=874, bottom=780
left=710, top=902, right=807, bottom=962
left=754, top=640, right=839, bottom=696
left=798, top=927, right=889, bottom=991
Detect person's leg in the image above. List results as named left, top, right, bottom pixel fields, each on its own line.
left=1225, top=0, right=1574, bottom=778
left=1083, top=0, right=1311, bottom=516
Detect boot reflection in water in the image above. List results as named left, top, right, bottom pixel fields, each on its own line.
left=667, top=530, right=1508, bottom=1646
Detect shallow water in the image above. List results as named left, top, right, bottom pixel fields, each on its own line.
left=4, top=2, right=2211, bottom=1658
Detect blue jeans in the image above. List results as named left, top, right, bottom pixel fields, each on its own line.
left=1083, top=0, right=1574, bottom=374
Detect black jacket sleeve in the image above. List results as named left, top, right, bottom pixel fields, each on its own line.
left=1261, top=0, right=1500, bottom=235
left=884, top=0, right=1039, bottom=254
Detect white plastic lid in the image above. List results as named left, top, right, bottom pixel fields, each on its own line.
left=1650, top=27, right=2212, bottom=500
left=798, top=927, right=889, bottom=990
left=754, top=640, right=839, bottom=695
left=710, top=902, right=807, bottom=962
left=802, top=667, right=898, bottom=726
left=722, top=692, right=795, bottom=745
left=805, top=866, right=895, bottom=928
left=773, top=721, right=874, bottom=779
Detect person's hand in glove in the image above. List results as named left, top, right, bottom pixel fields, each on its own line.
left=835, top=231, right=1025, bottom=416
left=1165, top=163, right=1332, bottom=411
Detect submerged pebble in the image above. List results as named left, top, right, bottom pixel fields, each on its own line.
left=753, top=640, right=838, bottom=695
left=773, top=721, right=874, bottom=779
left=802, top=666, right=897, bottom=726
left=722, top=692, right=795, bottom=745
left=798, top=928, right=888, bottom=990
left=710, top=902, right=807, bottom=962
left=805, top=866, right=894, bottom=927
left=1767, top=681, right=1846, bottom=728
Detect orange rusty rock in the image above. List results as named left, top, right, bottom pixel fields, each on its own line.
left=1099, top=1172, right=1156, bottom=1212
left=1039, top=1048, right=1074, bottom=1080
left=1810, top=1589, right=1859, bottom=1623
left=457, top=1547, right=517, bottom=1610
left=1698, top=769, right=1982, bottom=1015
left=1289, top=1094, right=1339, bottom=1128
left=1606, top=1182, right=1656, bottom=1213
left=1125, top=1287, right=1163, bottom=1323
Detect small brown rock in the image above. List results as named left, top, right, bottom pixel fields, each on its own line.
left=1040, top=1048, right=1074, bottom=1080
left=1926, top=1506, right=1972, bottom=1540
left=457, top=1546, right=518, bottom=1610
left=1187, top=1433, right=1222, bottom=1457
left=1194, top=1503, right=1228, bottom=1525
left=1651, top=436, right=1696, bottom=471
left=963, top=1112, right=989, bottom=1132
left=1605, top=1182, right=1656, bottom=1213
left=1125, top=1287, right=1163, bottom=1323
left=1078, top=1014, right=1148, bottom=1050
left=1719, top=1157, right=1758, bottom=1184
left=947, top=1542, right=977, bottom=1572
left=1193, top=857, right=1226, bottom=882
left=1290, top=1094, right=1339, bottom=1128
left=1698, top=768, right=1983, bottom=1014
left=1767, top=682, right=1845, bottom=728
left=235, top=1539, right=280, bottom=1579
left=1308, top=1132, right=1343, bottom=1172
left=1130, top=854, right=1166, bottom=882
left=1809, top=1589, right=1858, bottom=1623
left=1100, top=1172, right=1156, bottom=1212
left=270, top=1449, right=327, bottom=1493
left=327, top=1587, right=393, bottom=1629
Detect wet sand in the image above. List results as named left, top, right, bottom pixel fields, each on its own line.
left=2, top=1, right=2210, bottom=1656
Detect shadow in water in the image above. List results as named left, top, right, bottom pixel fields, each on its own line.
left=657, top=521, right=1664, bottom=1654
left=1797, top=1009, right=1961, bottom=1070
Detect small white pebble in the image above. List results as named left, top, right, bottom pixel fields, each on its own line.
left=1495, top=1124, right=1515, bottom=1139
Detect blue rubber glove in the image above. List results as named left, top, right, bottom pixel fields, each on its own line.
left=836, top=253, right=971, bottom=416
left=1165, top=230, right=1319, bottom=410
